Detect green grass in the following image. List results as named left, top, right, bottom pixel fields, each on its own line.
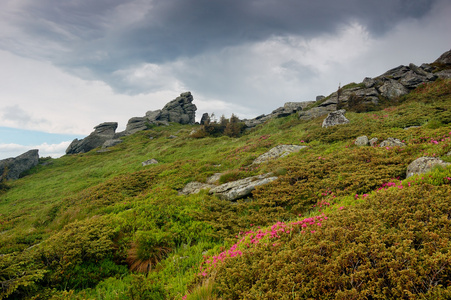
left=0, top=79, right=450, bottom=299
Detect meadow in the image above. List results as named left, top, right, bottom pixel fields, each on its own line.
left=0, top=78, right=450, bottom=299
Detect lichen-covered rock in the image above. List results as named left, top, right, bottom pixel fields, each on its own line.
left=322, top=109, right=350, bottom=128
left=178, top=181, right=216, bottom=195
left=0, top=149, right=39, bottom=180
left=369, top=138, right=378, bottom=147
left=253, top=145, right=306, bottom=164
left=355, top=136, right=369, bottom=146
left=380, top=138, right=405, bottom=147
left=142, top=159, right=158, bottom=166
left=209, top=173, right=278, bottom=201
left=406, top=157, right=451, bottom=178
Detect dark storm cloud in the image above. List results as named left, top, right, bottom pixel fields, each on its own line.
left=0, top=0, right=439, bottom=93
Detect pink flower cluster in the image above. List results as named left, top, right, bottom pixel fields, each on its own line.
left=198, top=215, right=328, bottom=277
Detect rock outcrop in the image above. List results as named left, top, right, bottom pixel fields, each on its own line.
left=209, top=173, right=278, bottom=201
left=295, top=50, right=450, bottom=122
left=406, top=157, right=451, bottom=178
left=0, top=149, right=39, bottom=180
left=66, top=122, right=118, bottom=154
left=124, top=92, right=197, bottom=134
left=253, top=145, right=306, bottom=164
left=322, top=109, right=350, bottom=128
left=244, top=101, right=314, bottom=128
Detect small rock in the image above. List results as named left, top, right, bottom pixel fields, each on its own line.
left=253, top=145, right=306, bottom=164
left=406, top=157, right=451, bottom=178
left=379, top=138, right=406, bottom=147
left=322, top=109, right=350, bottom=128
left=209, top=173, right=278, bottom=201
left=369, top=138, right=378, bottom=147
left=355, top=136, right=369, bottom=146
left=167, top=135, right=177, bottom=139
left=142, top=159, right=159, bottom=166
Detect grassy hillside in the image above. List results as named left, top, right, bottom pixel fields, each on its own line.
left=0, top=78, right=451, bottom=299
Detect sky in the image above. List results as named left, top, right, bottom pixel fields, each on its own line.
left=0, top=0, right=450, bottom=160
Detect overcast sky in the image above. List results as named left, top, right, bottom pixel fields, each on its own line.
left=0, top=0, right=450, bottom=159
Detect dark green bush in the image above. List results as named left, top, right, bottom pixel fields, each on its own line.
left=213, top=183, right=451, bottom=299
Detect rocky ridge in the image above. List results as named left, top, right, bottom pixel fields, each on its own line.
left=0, top=149, right=39, bottom=180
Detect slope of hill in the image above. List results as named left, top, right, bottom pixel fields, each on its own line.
left=0, top=59, right=451, bottom=299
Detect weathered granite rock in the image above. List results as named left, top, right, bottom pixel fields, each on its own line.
left=0, top=149, right=39, bottom=180
left=206, top=173, right=223, bottom=184
left=299, top=105, right=336, bottom=121
left=209, top=173, right=278, bottom=201
left=158, top=92, right=197, bottom=124
left=142, top=159, right=158, bottom=166
left=102, top=139, right=123, bottom=148
left=434, top=49, right=451, bottom=65
left=316, top=95, right=325, bottom=101
left=178, top=181, right=216, bottom=195
left=253, top=145, right=306, bottom=164
left=369, top=138, right=378, bottom=147
left=406, top=157, right=451, bottom=178
left=66, top=122, right=118, bottom=154
left=245, top=101, right=314, bottom=128
left=380, top=138, right=406, bottom=147
left=378, top=79, right=409, bottom=99
left=322, top=109, right=350, bottom=128
left=355, top=136, right=370, bottom=146
left=126, top=117, right=149, bottom=134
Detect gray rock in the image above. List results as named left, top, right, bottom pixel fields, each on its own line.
left=363, top=77, right=376, bottom=88
left=158, top=92, right=197, bottom=124
left=382, top=65, right=410, bottom=79
left=253, top=145, right=306, bottom=164
left=369, top=138, right=378, bottom=147
left=206, top=173, right=223, bottom=184
left=145, top=110, right=162, bottom=122
left=66, top=122, right=118, bottom=154
left=209, top=173, right=278, bottom=201
left=322, top=109, right=350, bottom=128
left=178, top=181, right=216, bottom=195
left=399, top=71, right=427, bottom=89
left=299, top=105, right=336, bottom=121
left=409, top=63, right=429, bottom=76
left=355, top=136, right=370, bottom=146
left=378, top=79, right=409, bottom=99
left=102, top=139, right=123, bottom=148
left=316, top=95, right=325, bottom=101
left=406, top=157, right=451, bottom=178
left=142, top=159, right=158, bottom=166
left=167, top=135, right=177, bottom=139
left=126, top=117, right=150, bottom=134
left=434, top=49, right=451, bottom=65
left=380, top=138, right=406, bottom=147
left=0, top=149, right=39, bottom=180
left=200, top=113, right=210, bottom=125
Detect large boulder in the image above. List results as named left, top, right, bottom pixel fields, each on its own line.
left=157, top=92, right=197, bottom=124
left=0, top=149, right=39, bottom=180
left=66, top=122, right=118, bottom=154
left=209, top=173, right=278, bottom=201
left=253, top=145, right=306, bottom=164
left=406, top=157, right=451, bottom=178
left=178, top=181, right=216, bottom=195
left=322, top=109, right=350, bottom=128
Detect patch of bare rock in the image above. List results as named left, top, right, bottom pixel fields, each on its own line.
left=406, top=157, right=451, bottom=178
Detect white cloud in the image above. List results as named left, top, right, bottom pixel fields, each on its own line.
left=0, top=141, right=71, bottom=160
